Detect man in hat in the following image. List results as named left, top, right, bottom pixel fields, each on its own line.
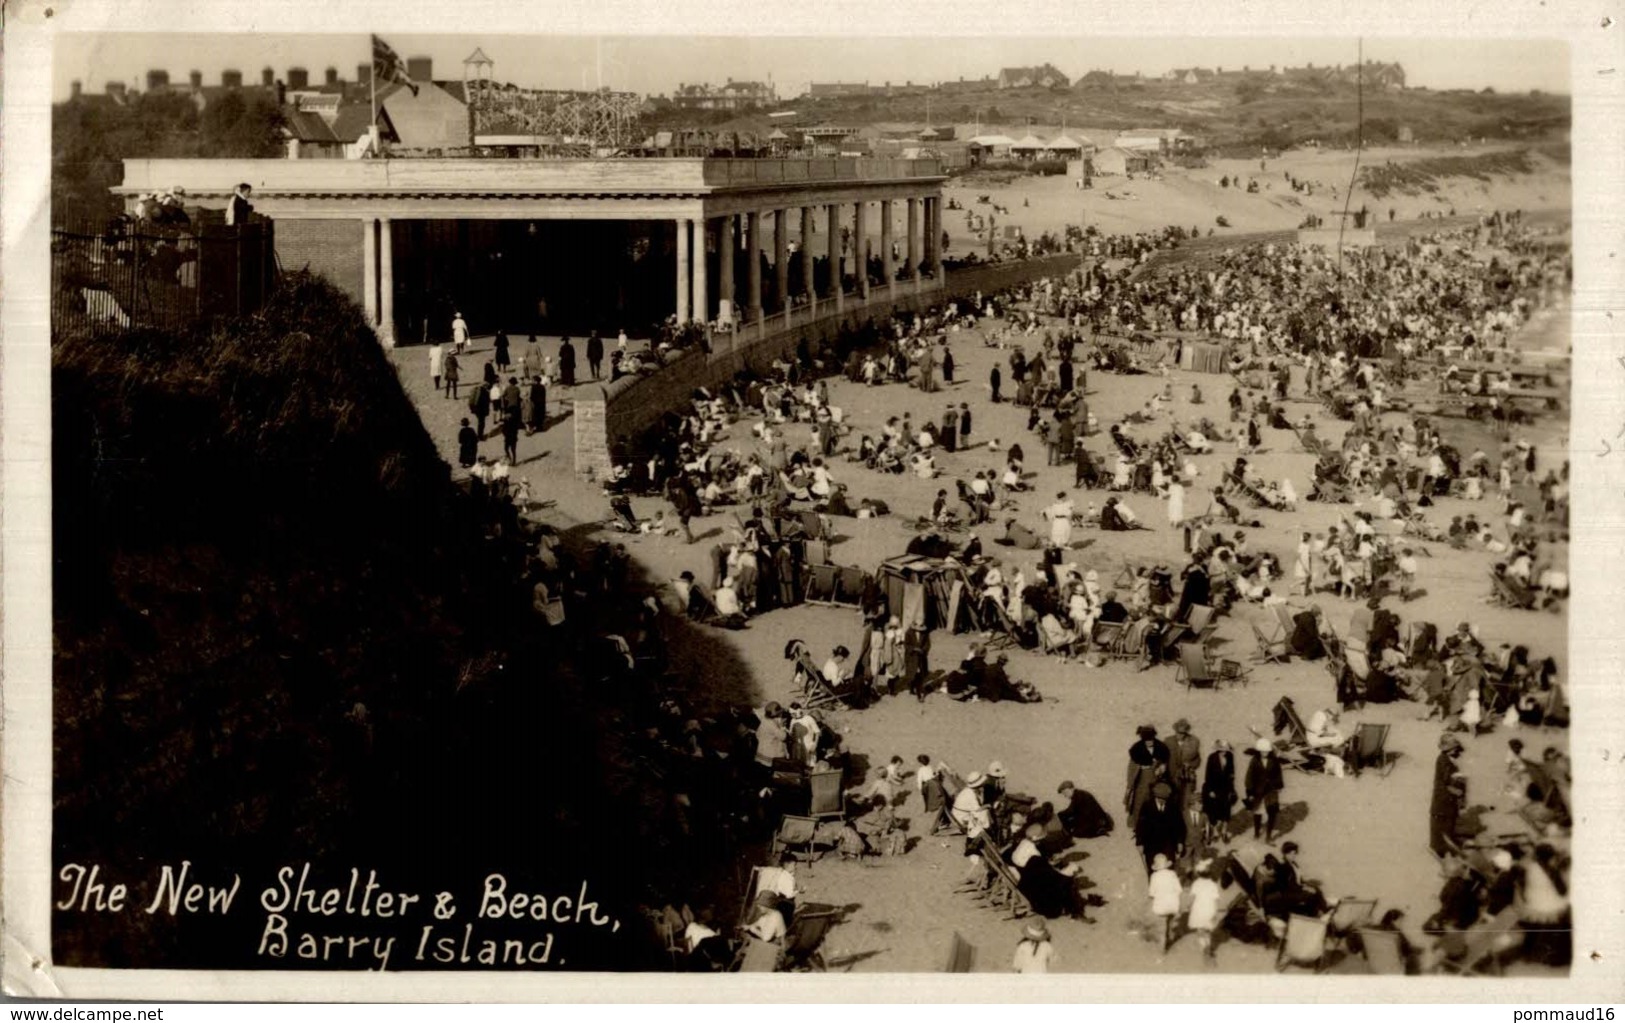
left=1430, top=733, right=1467, bottom=857
left=1135, top=781, right=1186, bottom=873
left=1169, top=719, right=1202, bottom=814
left=1125, top=725, right=1171, bottom=822
left=1245, top=738, right=1285, bottom=842
left=1057, top=780, right=1114, bottom=839
left=1012, top=919, right=1054, bottom=973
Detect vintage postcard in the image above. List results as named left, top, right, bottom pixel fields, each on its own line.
left=3, top=0, right=1623, bottom=1003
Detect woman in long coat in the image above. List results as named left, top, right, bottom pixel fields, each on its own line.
left=1124, top=725, right=1171, bottom=824
left=1201, top=740, right=1238, bottom=843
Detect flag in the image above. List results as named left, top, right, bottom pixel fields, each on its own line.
left=371, top=34, right=418, bottom=96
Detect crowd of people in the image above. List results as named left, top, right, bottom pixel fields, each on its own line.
left=420, top=201, right=1572, bottom=974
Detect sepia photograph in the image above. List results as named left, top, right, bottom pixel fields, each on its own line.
left=6, top=0, right=1624, bottom=1004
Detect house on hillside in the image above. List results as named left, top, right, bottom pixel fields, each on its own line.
left=377, top=66, right=470, bottom=151
left=807, top=82, right=879, bottom=99
left=938, top=76, right=999, bottom=94
left=1076, top=70, right=1116, bottom=89
left=1164, top=67, right=1217, bottom=86
left=672, top=79, right=777, bottom=111
left=997, top=64, right=1070, bottom=89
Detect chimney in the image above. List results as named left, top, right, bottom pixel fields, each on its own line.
left=406, top=56, right=432, bottom=82
left=146, top=69, right=170, bottom=91
left=221, top=69, right=243, bottom=88
left=262, top=67, right=275, bottom=87
left=106, top=81, right=126, bottom=100
left=325, top=67, right=339, bottom=86
left=189, top=70, right=203, bottom=89
left=70, top=80, right=83, bottom=99
left=357, top=63, right=371, bottom=86
left=287, top=67, right=309, bottom=89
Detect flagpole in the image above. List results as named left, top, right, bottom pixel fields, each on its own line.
left=370, top=44, right=378, bottom=155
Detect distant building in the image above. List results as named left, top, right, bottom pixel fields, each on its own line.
left=807, top=82, right=878, bottom=99
left=1115, top=128, right=1196, bottom=154
left=937, top=76, right=999, bottom=94
left=1092, top=147, right=1153, bottom=176
left=997, top=64, right=1070, bottom=89
left=672, top=78, right=777, bottom=111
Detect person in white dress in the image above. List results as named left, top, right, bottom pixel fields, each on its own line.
left=1045, top=492, right=1075, bottom=548
left=1167, top=479, right=1186, bottom=529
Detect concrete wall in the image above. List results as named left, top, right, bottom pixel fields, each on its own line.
left=601, top=290, right=942, bottom=456
left=589, top=250, right=1085, bottom=470
left=275, top=219, right=364, bottom=302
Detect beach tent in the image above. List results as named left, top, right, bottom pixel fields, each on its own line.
left=1045, top=135, right=1086, bottom=158
left=1011, top=134, right=1047, bottom=160
left=877, top=556, right=978, bottom=632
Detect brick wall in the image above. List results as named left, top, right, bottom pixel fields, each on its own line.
left=275, top=219, right=364, bottom=304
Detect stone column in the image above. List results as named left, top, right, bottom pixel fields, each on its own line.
left=693, top=218, right=708, bottom=324
left=880, top=199, right=894, bottom=290
left=717, top=216, right=735, bottom=325
left=747, top=210, right=763, bottom=324
left=774, top=209, right=789, bottom=319
left=675, top=218, right=691, bottom=324
left=361, top=217, right=378, bottom=326
left=828, top=203, right=843, bottom=311
left=855, top=201, right=870, bottom=300
left=929, top=198, right=942, bottom=279
left=906, top=198, right=920, bottom=282
left=800, top=206, right=815, bottom=312
left=378, top=217, right=395, bottom=346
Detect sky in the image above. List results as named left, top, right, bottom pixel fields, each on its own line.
left=53, top=34, right=1571, bottom=102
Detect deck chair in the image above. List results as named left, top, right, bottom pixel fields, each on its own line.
left=1037, top=618, right=1081, bottom=659
left=1276, top=914, right=1330, bottom=972
left=982, top=599, right=1025, bottom=650
left=975, top=842, right=1034, bottom=920
left=1350, top=723, right=1395, bottom=777
left=1356, top=927, right=1408, bottom=975
left=1090, top=619, right=1129, bottom=657
left=807, top=768, right=845, bottom=820
left=1271, top=603, right=1300, bottom=644
left=1170, top=604, right=1218, bottom=647
left=777, top=908, right=840, bottom=971
left=1252, top=622, right=1290, bottom=664
left=770, top=814, right=827, bottom=863
left=1176, top=642, right=1217, bottom=690
left=804, top=564, right=840, bottom=605
left=943, top=932, right=976, bottom=973
left=1327, top=899, right=1377, bottom=951
left=802, top=670, right=843, bottom=710
left=1489, top=572, right=1537, bottom=610
left=799, top=509, right=827, bottom=541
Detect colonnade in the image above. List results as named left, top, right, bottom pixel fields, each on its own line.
left=671, top=195, right=943, bottom=328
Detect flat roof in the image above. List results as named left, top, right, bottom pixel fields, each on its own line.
left=118, top=157, right=946, bottom=200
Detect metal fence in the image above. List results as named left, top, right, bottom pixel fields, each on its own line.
left=50, top=216, right=277, bottom=336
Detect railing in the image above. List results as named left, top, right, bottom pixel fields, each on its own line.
left=700, top=157, right=945, bottom=185
left=50, top=215, right=276, bottom=336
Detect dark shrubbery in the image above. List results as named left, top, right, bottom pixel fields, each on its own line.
left=53, top=272, right=703, bottom=970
